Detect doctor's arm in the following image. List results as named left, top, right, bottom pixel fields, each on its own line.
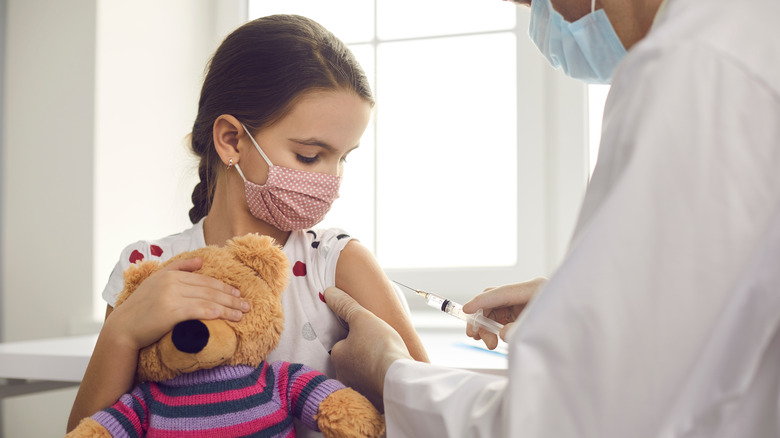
left=325, top=287, right=510, bottom=437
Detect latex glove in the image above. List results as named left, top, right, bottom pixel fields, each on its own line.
left=462, top=277, right=547, bottom=350
left=324, top=286, right=413, bottom=411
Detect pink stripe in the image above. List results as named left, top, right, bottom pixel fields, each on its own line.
left=288, top=369, right=321, bottom=400
left=148, top=366, right=269, bottom=407
left=130, top=387, right=149, bottom=419
left=112, top=394, right=145, bottom=435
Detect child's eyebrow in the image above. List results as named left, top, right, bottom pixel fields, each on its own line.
left=290, top=138, right=335, bottom=152
left=290, top=138, right=361, bottom=153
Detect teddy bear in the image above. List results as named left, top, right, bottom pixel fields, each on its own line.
left=66, top=233, right=384, bottom=438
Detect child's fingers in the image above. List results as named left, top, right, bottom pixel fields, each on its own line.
left=152, top=267, right=248, bottom=316
left=182, top=299, right=245, bottom=322
left=180, top=286, right=250, bottom=318
left=179, top=274, right=243, bottom=302
left=163, top=257, right=204, bottom=273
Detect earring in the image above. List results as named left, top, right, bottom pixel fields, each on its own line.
left=227, top=158, right=234, bottom=170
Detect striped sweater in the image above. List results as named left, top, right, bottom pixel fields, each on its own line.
left=92, top=361, right=346, bottom=437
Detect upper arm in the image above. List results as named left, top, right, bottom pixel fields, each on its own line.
left=335, top=240, right=429, bottom=363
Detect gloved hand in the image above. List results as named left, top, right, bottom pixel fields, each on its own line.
left=324, top=286, right=413, bottom=411
left=462, top=277, right=547, bottom=350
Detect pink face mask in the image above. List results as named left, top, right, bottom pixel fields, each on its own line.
left=234, top=124, right=341, bottom=231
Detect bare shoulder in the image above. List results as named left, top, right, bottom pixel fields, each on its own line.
left=335, top=240, right=389, bottom=297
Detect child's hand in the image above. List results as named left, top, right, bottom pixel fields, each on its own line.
left=104, top=257, right=250, bottom=351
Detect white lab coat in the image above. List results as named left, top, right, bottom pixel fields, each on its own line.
left=383, top=0, right=780, bottom=436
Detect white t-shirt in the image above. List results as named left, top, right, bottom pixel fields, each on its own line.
left=102, top=218, right=351, bottom=377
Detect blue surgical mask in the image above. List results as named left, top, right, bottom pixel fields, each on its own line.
left=529, top=0, right=626, bottom=84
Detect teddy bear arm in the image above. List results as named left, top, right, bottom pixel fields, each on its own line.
left=64, top=418, right=113, bottom=438
left=315, top=388, right=385, bottom=438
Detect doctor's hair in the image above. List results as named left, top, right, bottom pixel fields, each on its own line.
left=188, top=14, right=374, bottom=224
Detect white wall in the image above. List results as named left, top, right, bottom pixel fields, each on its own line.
left=0, top=0, right=6, bottom=350
left=1, top=1, right=243, bottom=435
left=1, top=1, right=97, bottom=435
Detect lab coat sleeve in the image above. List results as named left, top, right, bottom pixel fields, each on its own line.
left=383, top=37, right=780, bottom=437
left=384, top=359, right=509, bottom=438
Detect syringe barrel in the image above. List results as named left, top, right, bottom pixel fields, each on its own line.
left=469, top=310, right=504, bottom=335
left=423, top=291, right=504, bottom=335
left=425, top=293, right=469, bottom=321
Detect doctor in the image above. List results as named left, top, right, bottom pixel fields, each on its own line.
left=325, top=0, right=780, bottom=436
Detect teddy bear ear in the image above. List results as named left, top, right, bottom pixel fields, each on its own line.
left=115, top=260, right=162, bottom=307
left=228, top=234, right=290, bottom=294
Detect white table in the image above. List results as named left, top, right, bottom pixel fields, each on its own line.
left=0, top=335, right=97, bottom=399
left=0, top=330, right=506, bottom=400
left=419, top=332, right=508, bottom=375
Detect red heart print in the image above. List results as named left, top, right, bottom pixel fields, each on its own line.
left=129, top=250, right=144, bottom=264
left=150, top=245, right=163, bottom=257
left=293, top=261, right=307, bottom=277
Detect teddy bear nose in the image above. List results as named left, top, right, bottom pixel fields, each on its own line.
left=171, top=320, right=210, bottom=354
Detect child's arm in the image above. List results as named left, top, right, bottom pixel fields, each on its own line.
left=335, top=241, right=430, bottom=363
left=67, top=304, right=141, bottom=433
left=67, top=258, right=249, bottom=432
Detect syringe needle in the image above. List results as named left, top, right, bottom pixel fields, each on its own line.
left=392, top=280, right=504, bottom=335
left=392, top=280, right=425, bottom=296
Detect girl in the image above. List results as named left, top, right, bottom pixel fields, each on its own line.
left=68, top=14, right=428, bottom=434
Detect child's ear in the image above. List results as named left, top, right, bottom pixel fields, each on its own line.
left=115, top=260, right=161, bottom=307
left=229, top=234, right=290, bottom=295
left=212, top=114, right=244, bottom=167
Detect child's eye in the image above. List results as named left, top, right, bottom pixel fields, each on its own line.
left=296, top=154, right=319, bottom=164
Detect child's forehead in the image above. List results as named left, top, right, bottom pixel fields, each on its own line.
left=260, top=89, right=371, bottom=151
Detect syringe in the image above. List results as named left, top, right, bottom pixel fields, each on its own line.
left=393, top=281, right=504, bottom=335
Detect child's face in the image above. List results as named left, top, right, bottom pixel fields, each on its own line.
left=242, top=89, right=372, bottom=184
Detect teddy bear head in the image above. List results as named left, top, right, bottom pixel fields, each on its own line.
left=114, top=233, right=290, bottom=382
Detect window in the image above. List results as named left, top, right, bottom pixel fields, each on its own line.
left=248, top=0, right=591, bottom=309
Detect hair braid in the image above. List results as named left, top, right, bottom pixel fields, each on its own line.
left=188, top=141, right=214, bottom=224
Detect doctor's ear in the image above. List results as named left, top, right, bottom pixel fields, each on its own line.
left=212, top=115, right=246, bottom=165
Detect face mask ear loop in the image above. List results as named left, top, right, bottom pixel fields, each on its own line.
left=234, top=162, right=248, bottom=182
left=591, top=0, right=596, bottom=13
left=240, top=123, right=274, bottom=167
